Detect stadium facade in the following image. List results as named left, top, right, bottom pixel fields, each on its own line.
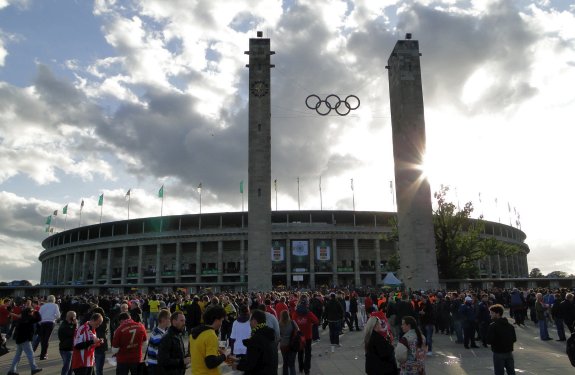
left=38, top=210, right=529, bottom=294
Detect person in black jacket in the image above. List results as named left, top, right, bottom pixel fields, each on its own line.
left=363, top=316, right=397, bottom=375
left=559, top=293, right=575, bottom=334
left=323, top=293, right=344, bottom=348
left=58, top=311, right=77, bottom=375
left=486, top=304, right=516, bottom=375
left=185, top=296, right=202, bottom=332
left=157, top=311, right=189, bottom=375
left=7, top=307, right=43, bottom=375
left=234, top=309, right=278, bottom=375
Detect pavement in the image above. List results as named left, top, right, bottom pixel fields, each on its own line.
left=1, top=316, right=573, bottom=374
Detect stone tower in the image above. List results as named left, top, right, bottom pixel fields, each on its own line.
left=245, top=32, right=274, bottom=291
left=387, top=36, right=440, bottom=290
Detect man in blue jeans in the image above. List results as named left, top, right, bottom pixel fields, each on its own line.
left=487, top=304, right=516, bottom=375
left=58, top=311, right=77, bottom=375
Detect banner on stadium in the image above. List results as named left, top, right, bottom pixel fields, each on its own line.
left=271, top=241, right=285, bottom=262
left=316, top=240, right=331, bottom=261
left=291, top=240, right=309, bottom=256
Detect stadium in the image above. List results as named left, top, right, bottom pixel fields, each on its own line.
left=38, top=210, right=530, bottom=294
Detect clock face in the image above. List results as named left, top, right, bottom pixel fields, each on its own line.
left=251, top=81, right=269, bottom=97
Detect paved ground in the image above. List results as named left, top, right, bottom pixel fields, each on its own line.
left=1, top=316, right=573, bottom=374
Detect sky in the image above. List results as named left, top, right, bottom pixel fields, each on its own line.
left=0, top=0, right=574, bottom=284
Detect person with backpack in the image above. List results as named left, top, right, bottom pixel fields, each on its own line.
left=486, top=304, right=516, bottom=375
left=279, top=310, right=297, bottom=375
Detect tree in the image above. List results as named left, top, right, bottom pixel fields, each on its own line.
left=529, top=268, right=543, bottom=278
left=547, top=270, right=568, bottom=278
left=433, top=185, right=520, bottom=279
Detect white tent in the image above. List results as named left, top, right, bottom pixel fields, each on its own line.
left=382, top=272, right=403, bottom=286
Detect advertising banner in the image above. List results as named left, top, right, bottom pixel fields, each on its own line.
left=316, top=240, right=331, bottom=261
left=271, top=240, right=285, bottom=262
left=292, top=240, right=309, bottom=256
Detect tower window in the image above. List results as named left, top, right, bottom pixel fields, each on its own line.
left=258, top=123, right=262, bottom=131
left=258, top=188, right=261, bottom=197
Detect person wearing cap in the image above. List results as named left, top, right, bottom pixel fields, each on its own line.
left=459, top=296, right=479, bottom=349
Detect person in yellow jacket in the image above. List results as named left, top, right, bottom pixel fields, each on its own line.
left=190, top=305, right=229, bottom=374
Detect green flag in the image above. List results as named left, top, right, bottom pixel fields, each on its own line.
left=158, top=185, right=164, bottom=198
left=240, top=180, right=244, bottom=194
left=62, top=204, right=68, bottom=215
left=45, top=215, right=52, bottom=225
left=98, top=194, right=104, bottom=206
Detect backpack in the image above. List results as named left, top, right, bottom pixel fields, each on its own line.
left=289, top=321, right=306, bottom=352
left=567, top=332, right=575, bottom=367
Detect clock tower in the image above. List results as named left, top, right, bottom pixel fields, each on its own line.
left=245, top=32, right=274, bottom=291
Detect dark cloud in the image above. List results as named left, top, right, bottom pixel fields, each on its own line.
left=395, top=1, right=538, bottom=113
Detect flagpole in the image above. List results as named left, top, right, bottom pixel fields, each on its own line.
left=351, top=178, right=355, bottom=211
left=390, top=180, right=395, bottom=211
left=99, top=204, right=102, bottom=225
left=126, top=189, right=131, bottom=220
left=319, top=176, right=323, bottom=211
left=64, top=212, right=67, bottom=230
left=297, top=177, right=300, bottom=211
left=198, top=183, right=202, bottom=215
left=274, top=179, right=278, bottom=211
left=79, top=202, right=83, bottom=228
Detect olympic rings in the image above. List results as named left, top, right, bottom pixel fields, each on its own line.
left=305, top=94, right=360, bottom=116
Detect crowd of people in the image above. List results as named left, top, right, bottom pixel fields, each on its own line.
left=1, top=286, right=574, bottom=375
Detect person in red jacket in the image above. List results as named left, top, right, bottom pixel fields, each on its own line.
left=72, top=313, right=104, bottom=375
left=291, top=296, right=319, bottom=375
left=275, top=297, right=289, bottom=318
left=112, top=312, right=147, bottom=375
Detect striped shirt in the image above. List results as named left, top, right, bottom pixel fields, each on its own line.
left=146, top=326, right=166, bottom=365
left=71, top=322, right=99, bottom=369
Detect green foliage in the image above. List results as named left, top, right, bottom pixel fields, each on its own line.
left=529, top=268, right=543, bottom=278
left=387, top=252, right=400, bottom=271
left=433, top=185, right=521, bottom=279
left=384, top=185, right=522, bottom=279
left=546, top=270, right=568, bottom=278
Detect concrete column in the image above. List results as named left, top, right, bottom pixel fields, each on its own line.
left=82, top=251, right=88, bottom=281
left=354, top=238, right=360, bottom=287
left=121, top=246, right=127, bottom=284
left=375, top=239, right=382, bottom=285
left=240, top=240, right=245, bottom=284
left=72, top=252, right=79, bottom=282
left=93, top=249, right=99, bottom=285
left=40, top=261, right=45, bottom=284
left=505, top=256, right=510, bottom=277
left=196, top=242, right=202, bottom=284
left=217, top=240, right=223, bottom=284
left=175, top=242, right=182, bottom=283
left=63, top=254, right=70, bottom=284
left=286, top=239, right=291, bottom=288
left=309, top=239, right=315, bottom=289
left=487, top=255, right=493, bottom=278
left=155, top=244, right=162, bottom=284
left=106, top=248, right=112, bottom=284
left=138, top=245, right=144, bottom=284
left=57, top=256, right=62, bottom=285
left=332, top=238, right=338, bottom=287
left=496, top=253, right=502, bottom=278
